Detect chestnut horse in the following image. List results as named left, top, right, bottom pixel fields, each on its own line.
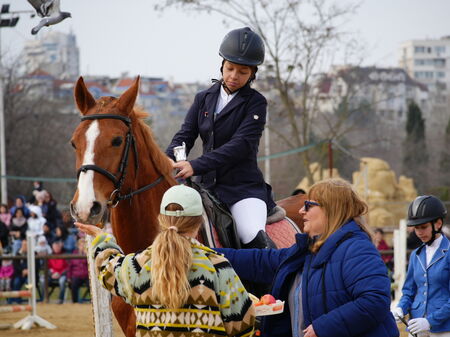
left=70, top=76, right=305, bottom=337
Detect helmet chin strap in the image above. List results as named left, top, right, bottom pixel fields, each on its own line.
left=425, top=220, right=442, bottom=245
left=221, top=81, right=236, bottom=95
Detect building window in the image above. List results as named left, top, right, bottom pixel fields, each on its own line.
left=437, top=72, right=446, bottom=79
left=415, top=59, right=425, bottom=66
left=435, top=46, right=446, bottom=54
left=414, top=71, right=434, bottom=79
left=435, top=58, right=446, bottom=67
left=414, top=46, right=425, bottom=53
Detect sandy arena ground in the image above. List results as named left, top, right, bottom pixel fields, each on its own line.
left=0, top=302, right=409, bottom=336
left=0, top=303, right=123, bottom=337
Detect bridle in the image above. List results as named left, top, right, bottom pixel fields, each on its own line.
left=77, top=113, right=164, bottom=207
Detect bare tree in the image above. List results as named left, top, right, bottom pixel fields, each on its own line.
left=3, top=60, right=78, bottom=206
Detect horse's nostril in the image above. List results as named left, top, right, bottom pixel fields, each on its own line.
left=90, top=201, right=102, bottom=217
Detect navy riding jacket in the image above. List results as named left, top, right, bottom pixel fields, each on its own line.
left=166, top=82, right=275, bottom=210
left=217, top=221, right=399, bottom=337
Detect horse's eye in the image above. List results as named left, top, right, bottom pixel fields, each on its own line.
left=112, top=137, right=123, bottom=147
left=71, top=141, right=76, bottom=149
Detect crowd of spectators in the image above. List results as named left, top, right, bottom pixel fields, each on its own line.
left=0, top=181, right=89, bottom=304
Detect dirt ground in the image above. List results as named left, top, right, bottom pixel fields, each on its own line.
left=0, top=303, right=409, bottom=336
left=0, top=303, right=123, bottom=337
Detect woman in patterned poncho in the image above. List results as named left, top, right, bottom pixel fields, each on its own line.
left=76, top=185, right=255, bottom=337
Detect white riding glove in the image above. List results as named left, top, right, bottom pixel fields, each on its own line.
left=391, top=307, right=404, bottom=323
left=408, top=318, right=431, bottom=334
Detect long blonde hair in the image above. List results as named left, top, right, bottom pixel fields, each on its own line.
left=308, top=178, right=371, bottom=253
left=150, top=203, right=203, bottom=308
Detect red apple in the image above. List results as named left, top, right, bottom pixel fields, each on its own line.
left=260, top=294, right=276, bottom=305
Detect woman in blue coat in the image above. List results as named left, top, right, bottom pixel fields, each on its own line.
left=217, top=178, right=399, bottom=337
left=392, top=195, right=450, bottom=337
left=166, top=27, right=276, bottom=249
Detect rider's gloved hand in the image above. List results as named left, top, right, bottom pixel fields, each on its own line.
left=408, top=318, right=430, bottom=334
left=391, top=307, right=404, bottom=324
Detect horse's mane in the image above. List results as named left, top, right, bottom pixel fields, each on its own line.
left=131, top=107, right=176, bottom=185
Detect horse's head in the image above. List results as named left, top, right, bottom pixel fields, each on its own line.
left=70, top=76, right=140, bottom=225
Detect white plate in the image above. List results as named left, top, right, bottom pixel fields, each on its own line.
left=255, top=300, right=285, bottom=316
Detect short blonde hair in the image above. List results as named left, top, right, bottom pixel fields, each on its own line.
left=308, top=178, right=371, bottom=253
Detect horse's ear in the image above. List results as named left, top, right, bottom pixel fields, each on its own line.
left=117, top=76, right=140, bottom=115
left=74, top=76, right=96, bottom=115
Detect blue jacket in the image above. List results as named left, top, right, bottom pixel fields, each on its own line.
left=398, top=235, right=450, bottom=332
left=217, top=235, right=309, bottom=337
left=217, top=220, right=399, bottom=337
left=166, top=82, right=275, bottom=210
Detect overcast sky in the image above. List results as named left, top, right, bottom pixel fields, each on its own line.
left=2, top=0, right=449, bottom=83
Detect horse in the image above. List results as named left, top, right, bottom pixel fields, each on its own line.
left=70, top=76, right=305, bottom=337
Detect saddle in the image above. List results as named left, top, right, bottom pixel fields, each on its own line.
left=188, top=181, right=299, bottom=249
left=188, top=181, right=241, bottom=249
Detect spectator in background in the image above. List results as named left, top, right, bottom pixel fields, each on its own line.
left=55, top=225, right=76, bottom=253
left=9, top=196, right=30, bottom=218
left=27, top=205, right=46, bottom=237
left=28, top=180, right=43, bottom=204
left=41, top=191, right=62, bottom=230
left=8, top=239, right=28, bottom=304
left=48, top=240, right=68, bottom=304
left=35, top=235, right=52, bottom=255
left=0, top=219, right=9, bottom=251
left=10, top=209, right=28, bottom=254
left=0, top=252, right=13, bottom=291
left=42, top=223, right=55, bottom=246
left=0, top=204, right=11, bottom=227
left=67, top=238, right=89, bottom=303
left=374, top=228, right=394, bottom=271
left=61, top=210, right=75, bottom=229
left=35, top=235, right=52, bottom=301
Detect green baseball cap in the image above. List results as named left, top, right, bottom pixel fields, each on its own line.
left=160, top=185, right=203, bottom=217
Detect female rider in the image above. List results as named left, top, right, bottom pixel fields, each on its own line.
left=166, top=27, right=276, bottom=249
left=392, top=195, right=449, bottom=337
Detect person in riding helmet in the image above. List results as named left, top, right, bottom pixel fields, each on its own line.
left=392, top=195, right=450, bottom=337
left=166, top=27, right=276, bottom=249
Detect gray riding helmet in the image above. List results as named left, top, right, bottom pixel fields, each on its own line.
left=219, top=27, right=265, bottom=66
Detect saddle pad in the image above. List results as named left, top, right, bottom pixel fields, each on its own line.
left=266, top=217, right=301, bottom=249
left=198, top=217, right=301, bottom=249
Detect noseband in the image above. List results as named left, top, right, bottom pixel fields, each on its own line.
left=77, top=114, right=164, bottom=207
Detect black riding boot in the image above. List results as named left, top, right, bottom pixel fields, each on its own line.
left=242, top=230, right=277, bottom=298
left=242, top=230, right=277, bottom=249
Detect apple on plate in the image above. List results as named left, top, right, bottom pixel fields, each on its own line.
left=260, top=294, right=276, bottom=305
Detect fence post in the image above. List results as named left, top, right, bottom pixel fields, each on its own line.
left=13, top=232, right=56, bottom=330
left=85, top=235, right=114, bottom=337
left=393, top=219, right=407, bottom=305
left=43, top=258, right=49, bottom=303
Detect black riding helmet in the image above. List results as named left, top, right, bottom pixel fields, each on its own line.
left=407, top=195, right=447, bottom=245
left=219, top=27, right=265, bottom=66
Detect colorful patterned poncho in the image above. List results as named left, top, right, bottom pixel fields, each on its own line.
left=91, top=233, right=255, bottom=337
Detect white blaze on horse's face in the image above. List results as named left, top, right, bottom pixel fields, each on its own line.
left=76, top=120, right=100, bottom=221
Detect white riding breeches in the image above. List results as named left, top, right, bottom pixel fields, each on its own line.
left=230, top=198, right=267, bottom=244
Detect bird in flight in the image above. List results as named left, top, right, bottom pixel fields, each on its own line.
left=27, top=0, right=71, bottom=35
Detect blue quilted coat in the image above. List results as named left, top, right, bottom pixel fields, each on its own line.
left=217, top=220, right=399, bottom=337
